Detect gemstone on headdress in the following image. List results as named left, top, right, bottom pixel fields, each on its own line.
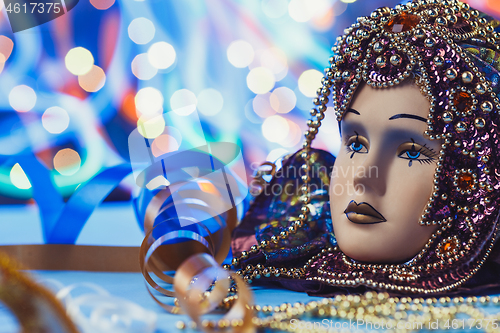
left=390, top=54, right=402, bottom=66
left=442, top=112, right=453, bottom=123
left=458, top=174, right=473, bottom=190
left=384, top=13, right=421, bottom=33
left=455, top=121, right=467, bottom=133
left=424, top=37, right=436, bottom=48
left=414, top=28, right=425, bottom=39
left=376, top=56, right=387, bottom=68
left=373, top=42, right=384, bottom=53
left=476, top=83, right=487, bottom=94
left=389, top=271, right=419, bottom=282
left=437, top=237, right=460, bottom=258
left=481, top=101, right=493, bottom=113
left=474, top=117, right=486, bottom=129
left=447, top=14, right=457, bottom=25
left=445, top=68, right=458, bottom=80
left=461, top=71, right=474, bottom=84
left=433, top=56, right=444, bottom=67
left=454, top=91, right=473, bottom=112
left=435, top=17, right=448, bottom=26
left=351, top=50, right=362, bottom=61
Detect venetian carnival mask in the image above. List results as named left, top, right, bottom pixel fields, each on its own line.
left=330, top=81, right=443, bottom=264
left=232, top=0, right=500, bottom=295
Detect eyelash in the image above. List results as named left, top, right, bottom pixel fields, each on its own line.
left=345, top=135, right=438, bottom=167
left=397, top=141, right=437, bottom=167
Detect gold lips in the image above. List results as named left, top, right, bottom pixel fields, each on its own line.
left=344, top=200, right=387, bottom=224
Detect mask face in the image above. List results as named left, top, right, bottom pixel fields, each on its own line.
left=329, top=81, right=443, bottom=264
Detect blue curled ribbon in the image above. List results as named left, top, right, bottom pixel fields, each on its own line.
left=16, top=153, right=132, bottom=244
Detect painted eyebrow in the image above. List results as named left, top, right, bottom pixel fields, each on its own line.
left=346, top=108, right=360, bottom=115
left=389, top=113, right=427, bottom=123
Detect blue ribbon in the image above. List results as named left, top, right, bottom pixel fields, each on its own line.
left=17, top=153, right=132, bottom=244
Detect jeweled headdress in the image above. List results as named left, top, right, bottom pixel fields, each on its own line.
left=232, top=0, right=500, bottom=294
left=307, top=0, right=500, bottom=293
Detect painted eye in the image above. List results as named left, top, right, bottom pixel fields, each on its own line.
left=405, top=150, right=421, bottom=159
left=397, top=141, right=438, bottom=167
left=346, top=133, right=368, bottom=157
left=350, top=141, right=364, bottom=152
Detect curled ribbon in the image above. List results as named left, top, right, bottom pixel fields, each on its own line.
left=174, top=253, right=255, bottom=333
left=138, top=182, right=255, bottom=331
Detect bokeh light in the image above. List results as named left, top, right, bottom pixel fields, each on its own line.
left=0, top=36, right=14, bottom=61
left=227, top=40, right=255, bottom=68
left=311, top=7, right=335, bottom=31
left=90, top=0, right=115, bottom=10
left=278, top=119, right=302, bottom=147
left=131, top=53, right=158, bottom=80
left=53, top=148, right=82, bottom=176
left=128, top=18, right=155, bottom=45
left=253, top=93, right=275, bottom=118
left=147, top=42, right=176, bottom=70
left=332, top=0, right=348, bottom=16
left=135, top=87, right=164, bottom=116
left=251, top=48, right=288, bottom=81
left=261, top=0, right=288, bottom=19
left=10, top=163, right=31, bottom=189
left=288, top=0, right=312, bottom=22
left=78, top=65, right=106, bottom=92
left=298, top=69, right=323, bottom=97
left=244, top=99, right=262, bottom=124
left=9, top=85, right=37, bottom=112
left=42, top=106, right=70, bottom=134
left=197, top=89, right=224, bottom=116
left=151, top=134, right=180, bottom=157
left=247, top=67, right=275, bottom=94
left=262, top=115, right=289, bottom=142
left=288, top=0, right=332, bottom=23
left=340, top=0, right=357, bottom=3
left=137, top=115, right=166, bottom=139
left=65, top=47, right=94, bottom=76
left=270, top=87, right=296, bottom=113
left=170, top=89, right=197, bottom=116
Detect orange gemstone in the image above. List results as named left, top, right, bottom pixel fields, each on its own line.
left=458, top=174, right=473, bottom=190
left=455, top=91, right=473, bottom=112
left=400, top=273, right=414, bottom=278
left=442, top=241, right=457, bottom=253
left=384, top=13, right=421, bottom=33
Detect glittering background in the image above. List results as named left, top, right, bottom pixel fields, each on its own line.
left=0, top=0, right=497, bottom=203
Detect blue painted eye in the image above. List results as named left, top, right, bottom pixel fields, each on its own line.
left=405, top=150, right=420, bottom=159
left=350, top=142, right=363, bottom=152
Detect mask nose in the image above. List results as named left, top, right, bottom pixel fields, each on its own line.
left=352, top=149, right=386, bottom=197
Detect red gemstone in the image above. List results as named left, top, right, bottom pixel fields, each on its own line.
left=384, top=13, right=421, bottom=33
left=458, top=174, right=473, bottom=190
left=455, top=91, right=473, bottom=112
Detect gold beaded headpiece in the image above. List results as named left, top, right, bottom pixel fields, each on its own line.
left=300, top=0, right=500, bottom=293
